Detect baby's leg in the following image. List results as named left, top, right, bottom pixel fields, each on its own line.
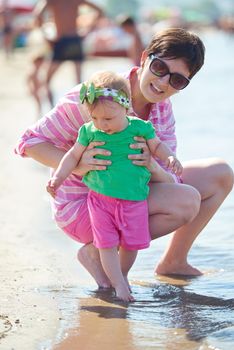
left=99, top=247, right=135, bottom=302
left=119, top=248, right=138, bottom=291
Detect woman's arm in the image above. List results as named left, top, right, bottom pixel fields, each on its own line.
left=25, top=142, right=66, bottom=168
left=72, top=141, right=111, bottom=176
left=25, top=141, right=112, bottom=176
left=128, top=137, right=174, bottom=183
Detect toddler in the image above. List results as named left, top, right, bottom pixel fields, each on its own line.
left=47, top=71, right=182, bottom=301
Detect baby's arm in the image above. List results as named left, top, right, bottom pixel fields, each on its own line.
left=147, top=138, right=183, bottom=176
left=47, top=142, right=86, bottom=197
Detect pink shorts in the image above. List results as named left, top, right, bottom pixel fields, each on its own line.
left=62, top=197, right=93, bottom=244
left=87, top=191, right=150, bottom=250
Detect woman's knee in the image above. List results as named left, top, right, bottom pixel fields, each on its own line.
left=215, top=160, right=234, bottom=194
left=183, top=157, right=233, bottom=202
left=177, top=186, right=201, bottom=224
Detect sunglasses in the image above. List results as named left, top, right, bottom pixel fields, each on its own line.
left=149, top=54, right=190, bottom=90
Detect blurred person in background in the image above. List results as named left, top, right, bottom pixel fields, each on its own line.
left=0, top=0, right=15, bottom=58
left=33, top=0, right=104, bottom=107
left=26, top=9, right=52, bottom=117
left=117, top=14, right=144, bottom=66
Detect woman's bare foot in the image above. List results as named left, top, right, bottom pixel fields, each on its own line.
left=155, top=260, right=203, bottom=277
left=78, top=243, right=111, bottom=288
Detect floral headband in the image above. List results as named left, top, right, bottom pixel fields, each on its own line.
left=79, top=82, right=130, bottom=109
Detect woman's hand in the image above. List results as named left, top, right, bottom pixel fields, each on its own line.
left=72, top=141, right=111, bottom=177
left=129, top=137, right=175, bottom=183
left=128, top=136, right=151, bottom=167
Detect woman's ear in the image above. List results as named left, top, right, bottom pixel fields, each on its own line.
left=140, top=50, right=148, bottom=67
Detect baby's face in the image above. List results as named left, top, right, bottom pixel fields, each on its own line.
left=89, top=100, right=128, bottom=134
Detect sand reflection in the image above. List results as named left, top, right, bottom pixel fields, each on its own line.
left=54, top=289, right=136, bottom=350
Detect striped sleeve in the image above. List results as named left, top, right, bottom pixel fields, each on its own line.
left=14, top=86, right=88, bottom=156
left=151, top=98, right=177, bottom=154
left=14, top=85, right=92, bottom=229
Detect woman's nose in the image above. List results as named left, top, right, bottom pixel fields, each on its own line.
left=158, top=74, right=170, bottom=87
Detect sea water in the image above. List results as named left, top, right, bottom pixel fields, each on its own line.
left=129, top=29, right=234, bottom=349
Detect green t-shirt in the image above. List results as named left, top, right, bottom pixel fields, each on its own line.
left=77, top=116, right=156, bottom=200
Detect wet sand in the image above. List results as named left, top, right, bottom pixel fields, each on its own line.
left=0, top=50, right=95, bottom=349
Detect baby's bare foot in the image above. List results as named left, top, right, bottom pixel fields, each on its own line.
left=123, top=275, right=132, bottom=292
left=115, top=283, right=135, bottom=302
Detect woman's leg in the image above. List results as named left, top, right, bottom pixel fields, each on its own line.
left=78, top=243, right=111, bottom=288
left=147, top=182, right=201, bottom=238
left=155, top=158, right=234, bottom=276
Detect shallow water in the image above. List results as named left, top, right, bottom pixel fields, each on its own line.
left=40, top=30, right=234, bottom=350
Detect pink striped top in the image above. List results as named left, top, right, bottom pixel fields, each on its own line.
left=15, top=67, right=177, bottom=229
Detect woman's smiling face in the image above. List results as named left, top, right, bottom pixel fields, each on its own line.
left=139, top=52, right=191, bottom=103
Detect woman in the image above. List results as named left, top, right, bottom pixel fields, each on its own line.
left=15, top=28, right=233, bottom=288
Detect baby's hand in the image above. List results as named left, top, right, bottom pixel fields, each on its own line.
left=46, top=178, right=58, bottom=198
left=166, top=156, right=183, bottom=176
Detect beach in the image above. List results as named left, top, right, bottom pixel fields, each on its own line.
left=0, top=30, right=234, bottom=350
left=0, top=50, right=84, bottom=349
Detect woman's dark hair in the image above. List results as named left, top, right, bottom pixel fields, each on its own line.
left=145, top=28, right=205, bottom=78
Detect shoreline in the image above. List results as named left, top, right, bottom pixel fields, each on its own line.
left=0, top=50, right=95, bottom=349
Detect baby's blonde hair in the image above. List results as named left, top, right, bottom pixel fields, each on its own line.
left=84, top=71, right=130, bottom=113
left=87, top=70, right=130, bottom=98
